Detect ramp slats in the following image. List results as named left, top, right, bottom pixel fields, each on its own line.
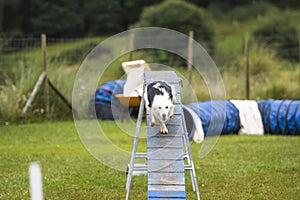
left=148, top=172, right=185, bottom=185
left=148, top=185, right=185, bottom=192
left=148, top=160, right=184, bottom=172
left=145, top=71, right=186, bottom=200
left=148, top=148, right=184, bottom=160
left=147, top=136, right=183, bottom=148
left=146, top=125, right=184, bottom=137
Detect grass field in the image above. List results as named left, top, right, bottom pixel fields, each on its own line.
left=1, top=121, right=299, bottom=199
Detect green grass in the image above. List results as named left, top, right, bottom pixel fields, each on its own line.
left=1, top=121, right=299, bottom=199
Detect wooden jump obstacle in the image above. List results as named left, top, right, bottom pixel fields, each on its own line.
left=126, top=71, right=200, bottom=200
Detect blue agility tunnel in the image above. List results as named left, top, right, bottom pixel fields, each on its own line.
left=89, top=81, right=300, bottom=136
left=89, top=80, right=126, bottom=119
left=186, top=101, right=240, bottom=136
left=257, top=99, right=300, bottom=135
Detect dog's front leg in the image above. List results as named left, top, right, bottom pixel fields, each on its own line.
left=160, top=122, right=168, bottom=134
left=150, top=110, right=156, bottom=127
left=168, top=105, right=174, bottom=119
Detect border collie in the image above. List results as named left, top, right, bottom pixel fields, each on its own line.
left=144, top=81, right=176, bottom=134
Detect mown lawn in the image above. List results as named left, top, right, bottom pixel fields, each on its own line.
left=0, top=121, right=299, bottom=199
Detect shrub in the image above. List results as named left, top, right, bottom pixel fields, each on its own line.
left=132, top=0, right=215, bottom=54
left=253, top=11, right=299, bottom=62
left=209, top=1, right=278, bottom=22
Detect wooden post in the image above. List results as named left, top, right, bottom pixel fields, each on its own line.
left=245, top=32, right=250, bottom=99
left=298, top=35, right=300, bottom=86
left=188, top=31, right=194, bottom=85
left=21, top=72, right=46, bottom=120
left=128, top=33, right=134, bottom=61
left=188, top=31, right=194, bottom=102
left=47, top=79, right=77, bottom=117
left=41, top=34, right=49, bottom=115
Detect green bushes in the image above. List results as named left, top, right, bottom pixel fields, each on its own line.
left=131, top=0, right=215, bottom=67
left=253, top=11, right=299, bottom=62
left=209, top=1, right=278, bottom=22
left=0, top=65, right=43, bottom=122
left=133, top=0, right=215, bottom=54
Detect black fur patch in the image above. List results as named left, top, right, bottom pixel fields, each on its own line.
left=146, top=81, right=173, bottom=108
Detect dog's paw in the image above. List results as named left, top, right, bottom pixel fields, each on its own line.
left=169, top=114, right=173, bottom=119
left=150, top=121, right=155, bottom=127
left=172, top=97, right=177, bottom=103
left=160, top=127, right=168, bottom=134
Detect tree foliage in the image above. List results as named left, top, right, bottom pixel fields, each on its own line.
left=0, top=0, right=162, bottom=37
left=31, top=0, right=85, bottom=37
left=0, top=0, right=299, bottom=37
left=133, top=0, right=215, bottom=53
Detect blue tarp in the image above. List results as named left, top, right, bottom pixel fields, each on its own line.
left=186, top=101, right=240, bottom=136
left=257, top=99, right=300, bottom=135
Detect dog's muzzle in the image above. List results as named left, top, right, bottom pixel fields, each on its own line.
left=162, top=114, right=167, bottom=121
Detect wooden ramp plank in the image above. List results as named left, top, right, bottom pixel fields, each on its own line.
left=148, top=172, right=185, bottom=185
left=147, top=136, right=184, bottom=148
left=148, top=160, right=184, bottom=172
left=145, top=71, right=186, bottom=200
left=148, top=148, right=184, bottom=160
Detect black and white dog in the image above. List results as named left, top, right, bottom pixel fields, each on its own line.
left=144, top=81, right=176, bottom=134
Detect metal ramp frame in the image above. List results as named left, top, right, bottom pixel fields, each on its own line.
left=126, top=71, right=200, bottom=200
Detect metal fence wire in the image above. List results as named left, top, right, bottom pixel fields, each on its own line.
left=0, top=37, right=100, bottom=85
left=0, top=34, right=299, bottom=85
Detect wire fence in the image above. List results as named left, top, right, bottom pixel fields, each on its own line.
left=0, top=34, right=300, bottom=122
left=0, top=34, right=299, bottom=88
left=0, top=37, right=101, bottom=84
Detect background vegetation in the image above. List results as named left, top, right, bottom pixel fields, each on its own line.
left=0, top=0, right=300, bottom=123
left=1, top=0, right=300, bottom=38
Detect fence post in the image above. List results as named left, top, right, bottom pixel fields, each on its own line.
left=41, top=34, right=49, bottom=115
left=187, top=31, right=194, bottom=102
left=298, top=35, right=300, bottom=86
left=188, top=31, right=194, bottom=100
left=188, top=31, right=194, bottom=84
left=244, top=32, right=250, bottom=99
left=20, top=72, right=47, bottom=121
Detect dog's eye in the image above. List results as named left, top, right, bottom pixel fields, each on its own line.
left=158, top=106, right=161, bottom=109
left=165, top=106, right=168, bottom=109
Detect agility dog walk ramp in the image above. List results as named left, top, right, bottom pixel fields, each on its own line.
left=126, top=71, right=200, bottom=200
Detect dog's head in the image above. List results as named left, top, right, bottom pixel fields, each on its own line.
left=152, top=95, right=174, bottom=122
